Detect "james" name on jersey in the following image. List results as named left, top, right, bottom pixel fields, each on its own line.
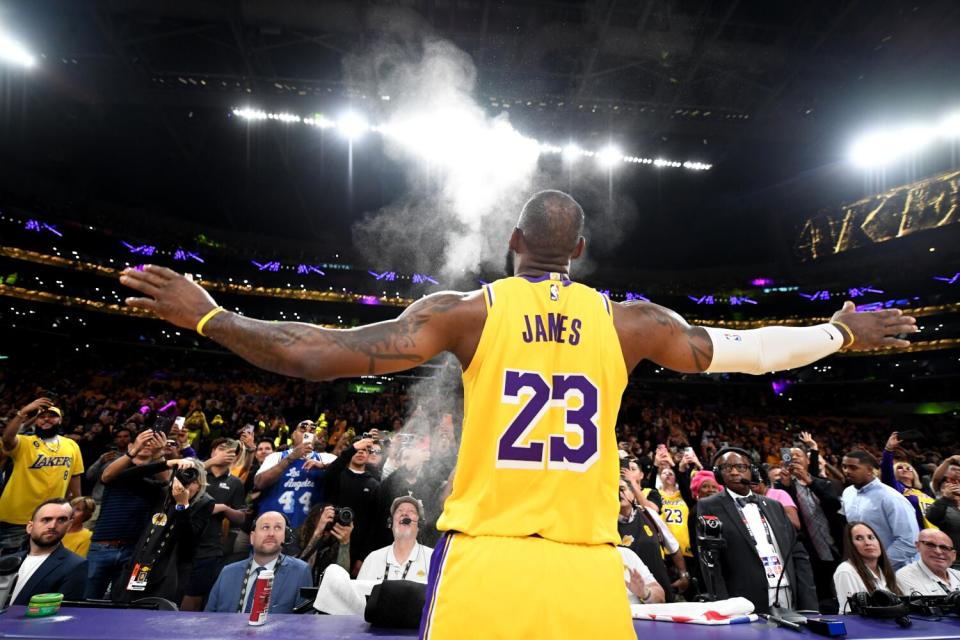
left=521, top=313, right=582, bottom=345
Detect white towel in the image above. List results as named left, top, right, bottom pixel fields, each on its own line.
left=631, top=597, right=758, bottom=625
left=312, top=565, right=378, bottom=615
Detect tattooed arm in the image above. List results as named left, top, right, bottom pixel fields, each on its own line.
left=614, top=302, right=713, bottom=374
left=120, top=265, right=484, bottom=381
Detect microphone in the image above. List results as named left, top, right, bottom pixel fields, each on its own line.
left=764, top=613, right=802, bottom=632
left=399, top=517, right=413, bottom=526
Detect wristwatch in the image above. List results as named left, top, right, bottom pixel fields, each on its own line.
left=639, top=588, right=652, bottom=604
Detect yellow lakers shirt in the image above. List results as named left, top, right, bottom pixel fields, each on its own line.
left=437, top=274, right=627, bottom=545
left=659, top=489, right=693, bottom=556
left=0, top=434, right=84, bottom=524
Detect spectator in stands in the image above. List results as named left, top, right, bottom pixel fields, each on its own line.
left=170, top=421, right=197, bottom=458
left=113, top=458, right=213, bottom=603
left=84, top=426, right=132, bottom=507
left=618, top=478, right=680, bottom=603
left=255, top=420, right=336, bottom=530
left=85, top=428, right=168, bottom=599
left=205, top=511, right=313, bottom=614
left=698, top=449, right=817, bottom=613
left=323, top=437, right=381, bottom=574
left=623, top=457, right=662, bottom=512
left=777, top=443, right=844, bottom=603
left=927, top=464, right=960, bottom=558
left=833, top=522, right=901, bottom=613
left=759, top=466, right=800, bottom=530
left=63, top=496, right=95, bottom=557
left=296, top=504, right=354, bottom=585
left=181, top=438, right=248, bottom=611
left=882, top=432, right=935, bottom=530
left=0, top=398, right=84, bottom=553
left=358, top=496, right=432, bottom=584
left=931, top=455, right=960, bottom=496
left=690, top=470, right=721, bottom=500
left=841, top=449, right=919, bottom=570
left=10, top=499, right=86, bottom=605
left=895, top=529, right=960, bottom=595
left=617, top=545, right=666, bottom=604
left=230, top=425, right=257, bottom=483
left=371, top=446, right=433, bottom=551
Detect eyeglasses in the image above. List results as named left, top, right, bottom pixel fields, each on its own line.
left=719, top=463, right=751, bottom=473
left=919, top=540, right=956, bottom=554
left=370, top=449, right=382, bottom=455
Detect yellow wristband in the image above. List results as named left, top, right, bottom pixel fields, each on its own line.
left=830, top=320, right=855, bottom=349
left=196, top=307, right=226, bottom=337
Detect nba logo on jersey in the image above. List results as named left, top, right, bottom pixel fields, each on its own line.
left=549, top=283, right=560, bottom=301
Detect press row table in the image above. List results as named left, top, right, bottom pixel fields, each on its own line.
left=2, top=607, right=960, bottom=639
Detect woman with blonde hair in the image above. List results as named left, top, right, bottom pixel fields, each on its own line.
left=882, top=431, right=936, bottom=530
left=64, top=496, right=96, bottom=557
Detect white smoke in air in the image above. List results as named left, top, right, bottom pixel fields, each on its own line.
left=348, top=36, right=546, bottom=282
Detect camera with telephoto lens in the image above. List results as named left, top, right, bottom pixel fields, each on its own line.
left=324, top=506, right=355, bottom=532
left=174, top=466, right=199, bottom=486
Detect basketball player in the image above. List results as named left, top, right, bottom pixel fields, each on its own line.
left=120, top=190, right=917, bottom=638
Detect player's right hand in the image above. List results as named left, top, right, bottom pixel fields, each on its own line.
left=831, top=301, right=918, bottom=350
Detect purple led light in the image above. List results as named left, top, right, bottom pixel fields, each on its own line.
left=252, top=260, right=281, bottom=272
left=934, top=273, right=960, bottom=285
left=368, top=270, right=396, bottom=282
left=158, top=401, right=176, bottom=413
left=848, top=286, right=884, bottom=298
left=625, top=292, right=649, bottom=302
left=799, top=290, right=830, bottom=301
left=122, top=241, right=156, bottom=256
left=25, top=219, right=41, bottom=232
left=750, top=278, right=773, bottom=287
left=359, top=295, right=380, bottom=305
left=412, top=273, right=439, bottom=285
left=297, top=264, right=326, bottom=275
left=729, top=296, right=757, bottom=306
left=174, top=249, right=204, bottom=263
left=25, top=219, right=62, bottom=236
left=598, top=289, right=611, bottom=297
left=688, top=295, right=715, bottom=305
left=139, top=405, right=151, bottom=414
left=771, top=379, right=794, bottom=395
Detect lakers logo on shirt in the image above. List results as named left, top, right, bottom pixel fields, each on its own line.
left=549, top=283, right=560, bottom=301
left=621, top=535, right=634, bottom=547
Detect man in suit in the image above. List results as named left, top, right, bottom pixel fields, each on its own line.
left=205, top=511, right=313, bottom=614
left=10, top=498, right=86, bottom=604
left=697, top=448, right=817, bottom=614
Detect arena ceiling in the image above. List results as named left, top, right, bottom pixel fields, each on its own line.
left=2, top=0, right=960, bottom=271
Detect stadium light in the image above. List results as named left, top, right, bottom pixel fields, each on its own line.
left=849, top=108, right=960, bottom=168
left=228, top=105, right=713, bottom=171
left=597, top=145, right=623, bottom=168
left=0, top=29, right=36, bottom=68
left=337, top=111, right=369, bottom=141
left=941, top=112, right=960, bottom=138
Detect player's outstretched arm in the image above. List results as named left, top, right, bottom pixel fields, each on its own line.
left=120, top=265, right=479, bottom=381
left=615, top=300, right=918, bottom=375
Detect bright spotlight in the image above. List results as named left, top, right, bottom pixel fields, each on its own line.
left=850, top=124, right=936, bottom=168
left=337, top=112, right=369, bottom=141
left=597, top=145, right=622, bottom=168
left=0, top=31, right=36, bottom=68
left=941, top=112, right=960, bottom=138
left=562, top=144, right=583, bottom=161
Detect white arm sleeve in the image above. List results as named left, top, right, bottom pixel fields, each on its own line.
left=702, top=323, right=845, bottom=375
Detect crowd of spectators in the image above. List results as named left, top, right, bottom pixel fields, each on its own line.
left=1, top=349, right=958, bottom=618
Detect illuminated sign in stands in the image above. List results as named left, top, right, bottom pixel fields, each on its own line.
left=25, top=219, right=62, bottom=237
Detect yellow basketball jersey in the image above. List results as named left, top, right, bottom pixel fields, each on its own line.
left=437, top=274, right=627, bottom=545
left=659, top=490, right=693, bottom=556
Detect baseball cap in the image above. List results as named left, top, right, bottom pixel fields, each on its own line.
left=40, top=406, right=62, bottom=418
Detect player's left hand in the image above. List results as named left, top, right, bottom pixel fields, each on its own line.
left=830, top=301, right=918, bottom=351
left=120, top=265, right=219, bottom=330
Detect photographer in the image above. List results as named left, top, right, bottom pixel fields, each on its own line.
left=113, top=458, right=214, bottom=603
left=296, top=504, right=354, bottom=585
left=323, top=437, right=381, bottom=574
left=180, top=438, right=247, bottom=611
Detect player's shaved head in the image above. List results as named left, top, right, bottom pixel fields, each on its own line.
left=516, top=190, right=585, bottom=258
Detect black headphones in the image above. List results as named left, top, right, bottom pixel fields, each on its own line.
left=711, top=447, right=762, bottom=482
left=848, top=590, right=911, bottom=628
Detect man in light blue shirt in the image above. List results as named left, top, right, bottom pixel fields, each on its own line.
left=841, top=450, right=919, bottom=571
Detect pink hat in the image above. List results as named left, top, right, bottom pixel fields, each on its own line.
left=690, top=470, right=722, bottom=497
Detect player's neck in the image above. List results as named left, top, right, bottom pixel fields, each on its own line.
left=514, top=256, right=570, bottom=279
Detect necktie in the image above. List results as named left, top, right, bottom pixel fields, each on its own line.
left=244, top=566, right=264, bottom=613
